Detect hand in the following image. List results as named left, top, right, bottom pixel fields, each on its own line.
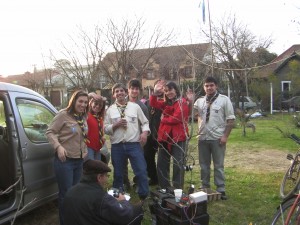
left=57, top=146, right=67, bottom=162
left=116, top=193, right=126, bottom=201
left=153, top=80, right=165, bottom=96
left=120, top=118, right=127, bottom=129
left=140, top=131, right=148, bottom=146
left=186, top=88, right=195, bottom=103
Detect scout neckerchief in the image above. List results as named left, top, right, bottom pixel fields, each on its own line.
left=91, top=113, right=105, bottom=146
left=205, top=92, right=219, bottom=123
left=74, top=113, right=89, bottom=144
left=116, top=101, right=127, bottom=118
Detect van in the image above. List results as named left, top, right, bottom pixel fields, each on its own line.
left=0, top=82, right=58, bottom=224
left=232, top=96, right=257, bottom=110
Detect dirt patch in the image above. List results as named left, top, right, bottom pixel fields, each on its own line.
left=226, top=148, right=291, bottom=172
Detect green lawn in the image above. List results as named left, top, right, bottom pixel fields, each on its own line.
left=113, top=112, right=300, bottom=225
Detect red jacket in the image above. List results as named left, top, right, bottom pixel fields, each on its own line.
left=150, top=96, right=189, bottom=145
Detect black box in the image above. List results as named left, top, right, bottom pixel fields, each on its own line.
left=150, top=190, right=174, bottom=207
left=149, top=202, right=209, bottom=225
left=168, top=213, right=209, bottom=225
left=164, top=198, right=207, bottom=220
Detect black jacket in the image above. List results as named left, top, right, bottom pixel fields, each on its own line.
left=64, top=178, right=143, bottom=225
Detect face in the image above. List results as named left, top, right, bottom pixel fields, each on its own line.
left=74, top=96, right=89, bottom=114
left=98, top=173, right=110, bottom=187
left=113, top=87, right=126, bottom=103
left=128, top=86, right=140, bottom=100
left=91, top=100, right=103, bottom=113
left=164, top=86, right=177, bottom=100
left=204, top=82, right=217, bottom=96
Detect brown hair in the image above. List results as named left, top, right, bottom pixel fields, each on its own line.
left=89, top=96, right=106, bottom=118
left=66, top=90, right=89, bottom=114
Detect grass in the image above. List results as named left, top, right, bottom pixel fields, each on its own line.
left=121, top=112, right=300, bottom=225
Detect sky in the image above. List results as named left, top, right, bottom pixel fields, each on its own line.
left=0, top=0, right=299, bottom=76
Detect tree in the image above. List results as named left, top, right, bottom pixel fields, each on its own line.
left=51, top=26, right=105, bottom=92
left=100, top=17, right=174, bottom=83
left=203, top=14, right=273, bottom=107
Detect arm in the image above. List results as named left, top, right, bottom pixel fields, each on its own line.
left=149, top=95, right=165, bottom=110
left=137, top=106, right=150, bottom=146
left=160, top=99, right=189, bottom=125
left=220, top=119, right=235, bottom=145
left=45, top=111, right=67, bottom=161
left=101, top=194, right=143, bottom=224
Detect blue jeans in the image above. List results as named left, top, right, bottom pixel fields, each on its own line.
left=87, top=147, right=102, bottom=160
left=111, top=142, right=149, bottom=198
left=54, top=155, right=83, bottom=225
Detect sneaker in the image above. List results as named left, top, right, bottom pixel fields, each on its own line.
left=124, top=182, right=131, bottom=191
left=220, top=191, right=227, bottom=200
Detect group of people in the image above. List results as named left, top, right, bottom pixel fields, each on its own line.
left=45, top=76, right=235, bottom=225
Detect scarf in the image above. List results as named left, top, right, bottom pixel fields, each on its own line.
left=116, top=102, right=127, bottom=118
left=92, top=113, right=105, bottom=146
left=74, top=113, right=89, bottom=144
left=206, top=93, right=219, bottom=123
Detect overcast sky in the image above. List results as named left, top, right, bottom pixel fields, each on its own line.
left=0, top=0, right=299, bottom=76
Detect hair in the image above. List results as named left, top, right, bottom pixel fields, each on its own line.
left=128, top=79, right=142, bottom=90
left=66, top=90, right=89, bottom=114
left=204, top=76, right=218, bottom=85
left=89, top=96, right=106, bottom=118
left=164, top=81, right=181, bottom=104
left=112, top=83, right=126, bottom=94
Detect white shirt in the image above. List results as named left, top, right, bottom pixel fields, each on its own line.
left=104, top=101, right=150, bottom=144
left=194, top=94, right=235, bottom=140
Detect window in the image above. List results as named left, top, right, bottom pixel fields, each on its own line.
left=184, top=66, right=192, bottom=77
left=146, top=69, right=155, bottom=80
left=282, top=81, right=291, bottom=92
left=16, top=99, right=55, bottom=142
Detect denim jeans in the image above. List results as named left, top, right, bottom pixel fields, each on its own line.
left=111, top=142, right=149, bottom=198
left=87, top=147, right=102, bottom=160
left=54, top=155, right=83, bottom=225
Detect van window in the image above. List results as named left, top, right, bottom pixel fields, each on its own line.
left=0, top=100, right=7, bottom=142
left=16, top=99, right=55, bottom=142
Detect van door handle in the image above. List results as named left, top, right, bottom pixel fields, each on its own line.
left=21, top=148, right=27, bottom=160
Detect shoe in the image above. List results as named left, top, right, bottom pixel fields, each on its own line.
left=220, top=191, right=227, bottom=200
left=133, top=176, right=138, bottom=184
left=124, top=182, right=131, bottom=191
left=139, top=195, right=147, bottom=201
left=148, top=179, right=158, bottom=186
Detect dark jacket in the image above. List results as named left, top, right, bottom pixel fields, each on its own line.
left=64, top=177, right=143, bottom=225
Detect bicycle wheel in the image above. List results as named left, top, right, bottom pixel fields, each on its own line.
left=280, top=159, right=300, bottom=199
left=271, top=197, right=300, bottom=225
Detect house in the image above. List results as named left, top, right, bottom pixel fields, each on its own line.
left=255, top=44, right=300, bottom=109
left=100, top=43, right=211, bottom=93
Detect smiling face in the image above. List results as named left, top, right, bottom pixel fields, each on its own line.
left=74, top=96, right=89, bottom=114
left=128, top=86, right=140, bottom=102
left=113, top=87, right=126, bottom=104
left=204, top=82, right=217, bottom=96
left=164, top=86, right=177, bottom=100
left=90, top=100, right=103, bottom=113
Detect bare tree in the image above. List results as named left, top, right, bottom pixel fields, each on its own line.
left=51, top=26, right=105, bottom=92
left=100, top=17, right=174, bottom=83
left=204, top=14, right=273, bottom=106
